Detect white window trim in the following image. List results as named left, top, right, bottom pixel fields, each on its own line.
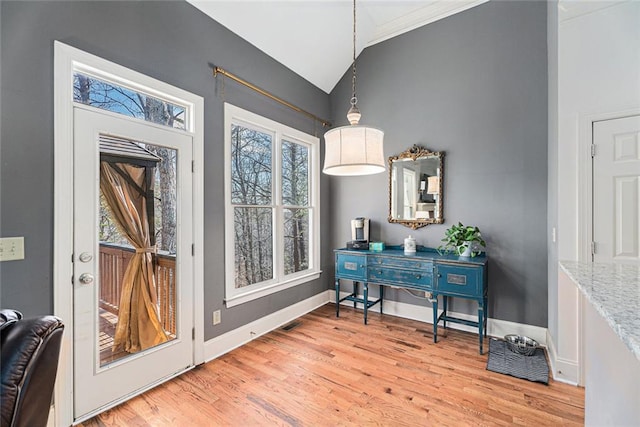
left=53, top=41, right=204, bottom=427
left=224, top=103, right=321, bottom=308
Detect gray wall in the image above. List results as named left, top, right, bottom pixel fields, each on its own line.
left=1, top=0, right=549, bottom=335
left=327, top=1, right=548, bottom=326
left=0, top=0, right=331, bottom=340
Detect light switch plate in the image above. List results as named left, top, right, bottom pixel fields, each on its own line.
left=0, top=237, right=25, bottom=261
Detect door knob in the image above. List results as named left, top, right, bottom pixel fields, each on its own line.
left=78, top=273, right=94, bottom=285
left=78, top=252, right=93, bottom=263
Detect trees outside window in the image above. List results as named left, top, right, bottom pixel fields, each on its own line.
left=231, top=125, right=274, bottom=287
left=282, top=140, right=310, bottom=275
left=224, top=104, right=320, bottom=307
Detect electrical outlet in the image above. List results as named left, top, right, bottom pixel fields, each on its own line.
left=0, top=237, right=25, bottom=261
left=213, top=310, right=221, bottom=325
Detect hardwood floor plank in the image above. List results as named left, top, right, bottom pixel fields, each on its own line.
left=80, top=304, right=584, bottom=426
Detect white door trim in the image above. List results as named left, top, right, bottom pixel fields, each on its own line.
left=577, top=108, right=640, bottom=263
left=53, top=42, right=204, bottom=427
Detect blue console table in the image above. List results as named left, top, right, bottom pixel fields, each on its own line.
left=334, top=247, right=488, bottom=354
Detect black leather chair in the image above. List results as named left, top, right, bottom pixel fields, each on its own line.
left=1, top=309, right=64, bottom=427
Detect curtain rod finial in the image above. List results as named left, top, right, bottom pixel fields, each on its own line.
left=212, top=65, right=224, bottom=77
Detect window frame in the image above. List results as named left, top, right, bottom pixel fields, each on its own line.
left=224, top=103, right=321, bottom=307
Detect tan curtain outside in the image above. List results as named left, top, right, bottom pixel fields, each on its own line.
left=100, top=162, right=168, bottom=353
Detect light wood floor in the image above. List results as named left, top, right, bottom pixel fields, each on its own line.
left=80, top=304, right=584, bottom=426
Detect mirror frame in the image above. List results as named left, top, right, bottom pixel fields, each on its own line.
left=387, top=145, right=445, bottom=230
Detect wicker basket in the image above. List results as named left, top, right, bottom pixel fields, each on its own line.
left=504, top=334, right=540, bottom=356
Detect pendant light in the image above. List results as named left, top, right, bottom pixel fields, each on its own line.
left=322, top=0, right=385, bottom=176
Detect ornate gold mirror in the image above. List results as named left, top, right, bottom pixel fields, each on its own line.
left=388, top=145, right=444, bottom=229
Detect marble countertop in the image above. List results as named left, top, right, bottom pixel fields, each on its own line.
left=560, top=261, right=640, bottom=361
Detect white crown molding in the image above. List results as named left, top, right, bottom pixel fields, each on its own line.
left=368, top=0, right=490, bottom=46
left=558, top=0, right=625, bottom=23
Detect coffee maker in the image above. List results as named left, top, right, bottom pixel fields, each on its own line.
left=347, top=217, right=370, bottom=250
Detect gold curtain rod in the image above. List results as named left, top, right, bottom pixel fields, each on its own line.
left=213, top=66, right=332, bottom=128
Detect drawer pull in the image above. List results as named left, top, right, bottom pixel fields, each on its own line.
left=447, top=273, right=467, bottom=285
left=415, top=275, right=422, bottom=279
left=344, top=262, right=358, bottom=271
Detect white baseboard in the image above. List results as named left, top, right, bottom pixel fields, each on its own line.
left=546, top=329, right=580, bottom=385
left=203, top=291, right=329, bottom=362
left=546, top=328, right=559, bottom=379
left=330, top=290, right=548, bottom=345
left=204, top=289, right=549, bottom=365
left=47, top=405, right=55, bottom=427
left=489, top=316, right=548, bottom=346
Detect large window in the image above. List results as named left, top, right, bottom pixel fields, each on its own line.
left=224, top=104, right=320, bottom=306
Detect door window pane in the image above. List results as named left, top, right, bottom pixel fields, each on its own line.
left=284, top=208, right=309, bottom=274
left=234, top=207, right=273, bottom=288
left=231, top=125, right=272, bottom=205
left=73, top=72, right=186, bottom=130
left=98, top=139, right=178, bottom=367
left=282, top=140, right=309, bottom=206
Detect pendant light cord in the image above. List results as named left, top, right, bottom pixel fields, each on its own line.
left=351, top=0, right=357, bottom=107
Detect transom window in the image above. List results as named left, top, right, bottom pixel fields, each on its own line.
left=73, top=72, right=186, bottom=130
left=224, top=103, right=320, bottom=307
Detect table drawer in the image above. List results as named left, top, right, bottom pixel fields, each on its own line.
left=368, top=266, right=432, bottom=289
left=435, top=263, right=482, bottom=298
left=369, top=256, right=432, bottom=271
left=336, top=253, right=367, bottom=281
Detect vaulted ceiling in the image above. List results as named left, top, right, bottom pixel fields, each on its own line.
left=187, top=0, right=489, bottom=93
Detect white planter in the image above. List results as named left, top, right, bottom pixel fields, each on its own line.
left=459, top=241, right=474, bottom=257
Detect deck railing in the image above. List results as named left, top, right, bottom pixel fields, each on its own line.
left=98, top=243, right=176, bottom=337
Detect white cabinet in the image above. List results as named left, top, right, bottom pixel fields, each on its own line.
left=557, top=261, right=640, bottom=426
left=583, top=301, right=640, bottom=426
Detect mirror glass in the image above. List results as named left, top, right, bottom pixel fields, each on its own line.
left=388, top=145, right=444, bottom=229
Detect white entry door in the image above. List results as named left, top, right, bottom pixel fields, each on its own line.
left=593, top=115, right=640, bottom=263
left=73, top=107, right=194, bottom=419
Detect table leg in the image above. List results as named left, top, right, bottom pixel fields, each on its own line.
left=483, top=295, right=488, bottom=336
left=443, top=296, right=448, bottom=330
left=353, top=282, right=358, bottom=309
left=432, top=295, right=438, bottom=343
left=335, top=278, right=340, bottom=318
left=478, top=303, right=484, bottom=355
left=380, top=285, right=384, bottom=314
left=363, top=282, right=369, bottom=325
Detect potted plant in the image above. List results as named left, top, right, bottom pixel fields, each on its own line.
left=438, top=222, right=486, bottom=257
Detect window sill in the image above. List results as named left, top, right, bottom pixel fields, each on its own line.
left=224, top=271, right=322, bottom=308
